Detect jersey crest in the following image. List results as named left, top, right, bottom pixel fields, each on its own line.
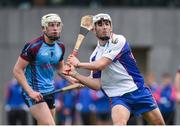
left=111, top=38, right=118, bottom=44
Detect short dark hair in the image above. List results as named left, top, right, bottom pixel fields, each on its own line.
left=162, top=73, right=171, bottom=78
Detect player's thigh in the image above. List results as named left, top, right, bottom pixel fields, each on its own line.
left=111, top=105, right=130, bottom=125
left=142, top=107, right=165, bottom=125
left=29, top=102, right=55, bottom=125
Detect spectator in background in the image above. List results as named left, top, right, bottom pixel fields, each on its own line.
left=54, top=76, right=67, bottom=125
left=17, top=0, right=32, bottom=9
left=175, top=65, right=180, bottom=103
left=54, top=76, right=77, bottom=125
left=49, top=0, right=64, bottom=6
left=157, top=73, right=176, bottom=125
left=32, top=0, right=47, bottom=6
left=76, top=87, right=95, bottom=125
left=142, top=72, right=160, bottom=125
left=145, top=72, right=160, bottom=102
left=90, top=90, right=112, bottom=125
left=63, top=85, right=77, bottom=125
left=5, top=78, right=28, bottom=125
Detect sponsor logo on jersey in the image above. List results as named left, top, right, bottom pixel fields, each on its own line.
left=111, top=38, right=118, bottom=44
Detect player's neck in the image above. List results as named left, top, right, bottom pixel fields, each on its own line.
left=44, top=35, right=55, bottom=44
left=98, top=40, right=107, bottom=46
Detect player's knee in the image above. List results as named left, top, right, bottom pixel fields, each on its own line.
left=113, top=119, right=127, bottom=125
left=38, top=119, right=55, bottom=125
left=154, top=119, right=165, bottom=125
left=148, top=116, right=165, bottom=125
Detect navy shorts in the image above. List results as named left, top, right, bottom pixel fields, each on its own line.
left=22, top=92, right=55, bottom=109
left=110, top=86, right=157, bottom=116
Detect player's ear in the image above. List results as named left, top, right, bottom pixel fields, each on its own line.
left=42, top=26, right=46, bottom=32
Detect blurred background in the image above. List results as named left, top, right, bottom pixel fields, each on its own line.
left=0, top=0, right=180, bottom=124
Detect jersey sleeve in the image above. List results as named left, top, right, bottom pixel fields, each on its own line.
left=90, top=70, right=101, bottom=78
left=92, top=70, right=101, bottom=78
left=102, top=35, right=126, bottom=61
left=57, top=42, right=65, bottom=62
left=20, top=43, right=33, bottom=62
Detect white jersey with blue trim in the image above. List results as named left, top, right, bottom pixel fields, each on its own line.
left=90, top=33, right=144, bottom=97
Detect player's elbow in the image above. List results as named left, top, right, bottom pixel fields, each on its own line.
left=13, top=66, right=22, bottom=78
left=91, top=84, right=101, bottom=90
left=95, top=85, right=101, bottom=90
left=92, top=81, right=101, bottom=90
left=85, top=81, right=101, bottom=90
left=13, top=66, right=18, bottom=77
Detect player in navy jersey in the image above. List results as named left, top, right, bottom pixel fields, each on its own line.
left=66, top=13, right=165, bottom=125
left=13, top=13, right=71, bottom=125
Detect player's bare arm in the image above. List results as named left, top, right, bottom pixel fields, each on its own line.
left=73, top=73, right=101, bottom=90
left=67, top=54, right=112, bottom=71
left=13, top=57, right=43, bottom=102
left=66, top=65, right=101, bottom=90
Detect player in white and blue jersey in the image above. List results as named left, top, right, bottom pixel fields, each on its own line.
left=66, top=13, right=165, bottom=125
left=13, top=13, right=68, bottom=125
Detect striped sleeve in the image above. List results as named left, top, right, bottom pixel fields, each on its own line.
left=92, top=70, right=101, bottom=78
left=57, top=42, right=65, bottom=61
left=20, top=43, right=33, bottom=62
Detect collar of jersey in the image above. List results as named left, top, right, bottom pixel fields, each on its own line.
left=97, top=39, right=110, bottom=48
left=97, top=33, right=113, bottom=48
left=43, top=41, right=55, bottom=46
left=41, top=35, right=55, bottom=46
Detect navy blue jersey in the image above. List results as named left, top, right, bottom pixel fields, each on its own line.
left=5, top=80, right=27, bottom=110
left=20, top=36, right=65, bottom=93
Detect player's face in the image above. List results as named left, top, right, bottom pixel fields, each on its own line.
left=43, top=22, right=62, bottom=38
left=162, top=76, right=172, bottom=86
left=95, top=20, right=112, bottom=40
